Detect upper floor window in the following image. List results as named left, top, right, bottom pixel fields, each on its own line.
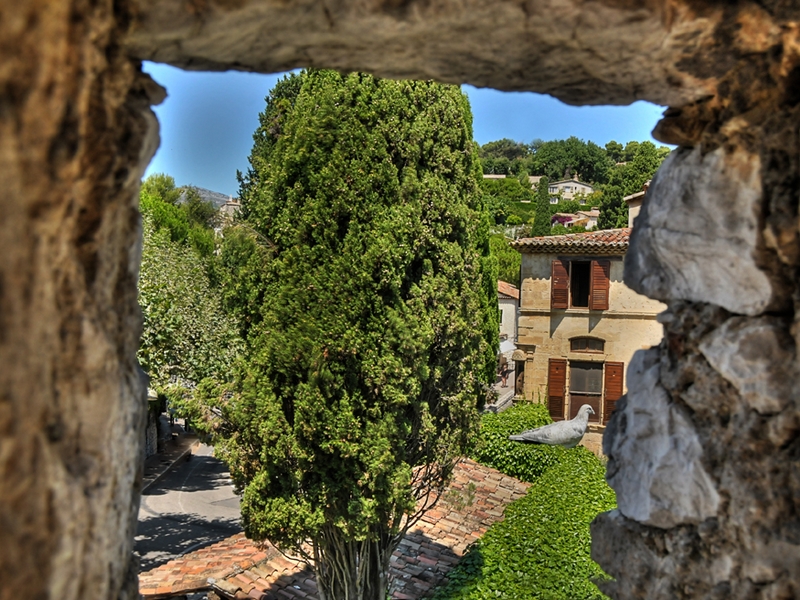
left=551, top=259, right=610, bottom=310
left=571, top=337, right=605, bottom=353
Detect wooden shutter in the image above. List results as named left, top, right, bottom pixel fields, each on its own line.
left=547, top=358, right=567, bottom=421
left=589, top=259, right=610, bottom=310
left=551, top=259, right=569, bottom=309
left=603, top=361, right=624, bottom=425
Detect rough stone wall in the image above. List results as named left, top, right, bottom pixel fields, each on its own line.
left=0, top=1, right=162, bottom=599
left=594, top=33, right=800, bottom=597
left=2, top=0, right=800, bottom=599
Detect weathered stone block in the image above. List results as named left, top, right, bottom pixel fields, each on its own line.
left=625, top=146, right=778, bottom=316
left=699, top=316, right=798, bottom=415
left=604, top=348, right=719, bottom=529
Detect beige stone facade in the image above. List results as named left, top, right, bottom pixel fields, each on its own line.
left=514, top=229, right=665, bottom=432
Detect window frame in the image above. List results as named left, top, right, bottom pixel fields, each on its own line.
left=550, top=258, right=611, bottom=311
left=570, top=337, right=605, bottom=353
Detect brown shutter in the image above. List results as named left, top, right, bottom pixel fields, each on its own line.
left=551, top=259, right=569, bottom=309
left=589, top=259, right=610, bottom=310
left=603, top=361, right=624, bottom=425
left=547, top=358, right=567, bottom=421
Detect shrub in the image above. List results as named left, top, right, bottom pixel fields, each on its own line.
left=470, top=403, right=564, bottom=483
left=431, top=448, right=615, bottom=600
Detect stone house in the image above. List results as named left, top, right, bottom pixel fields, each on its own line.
left=512, top=228, right=665, bottom=436
left=623, top=180, right=650, bottom=227
left=547, top=178, right=594, bottom=202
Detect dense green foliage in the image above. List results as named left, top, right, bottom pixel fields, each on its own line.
left=531, top=175, right=552, bottom=237
left=597, top=141, right=669, bottom=229
left=489, top=234, right=521, bottom=287
left=138, top=213, right=242, bottom=393
left=470, top=403, right=564, bottom=483
left=481, top=177, right=535, bottom=224
left=202, top=70, right=497, bottom=600
left=139, top=174, right=217, bottom=259
left=431, top=447, right=615, bottom=600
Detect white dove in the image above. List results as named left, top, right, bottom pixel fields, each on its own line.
left=508, top=404, right=595, bottom=448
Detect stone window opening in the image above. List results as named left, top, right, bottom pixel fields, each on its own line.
left=570, top=260, right=591, bottom=307
left=4, top=4, right=800, bottom=599
left=551, top=258, right=610, bottom=310
left=570, top=337, right=605, bottom=353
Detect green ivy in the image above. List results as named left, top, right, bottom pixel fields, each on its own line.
left=429, top=405, right=616, bottom=599
left=470, top=403, right=564, bottom=483
left=432, top=448, right=615, bottom=600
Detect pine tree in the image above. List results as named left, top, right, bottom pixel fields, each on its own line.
left=201, top=71, right=496, bottom=600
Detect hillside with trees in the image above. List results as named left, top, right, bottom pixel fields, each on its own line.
left=479, top=136, right=670, bottom=231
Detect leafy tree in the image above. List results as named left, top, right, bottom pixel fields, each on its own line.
left=528, top=137, right=610, bottom=184
left=182, top=186, right=220, bottom=229
left=237, top=72, right=304, bottom=222
left=201, top=71, right=495, bottom=600
left=139, top=174, right=217, bottom=258
left=141, top=172, right=182, bottom=204
left=605, top=140, right=624, bottom=163
left=600, top=141, right=669, bottom=228
left=479, top=138, right=530, bottom=162
left=216, top=223, right=274, bottom=342
left=531, top=176, right=552, bottom=236
left=489, top=234, right=521, bottom=287
left=137, top=215, right=243, bottom=393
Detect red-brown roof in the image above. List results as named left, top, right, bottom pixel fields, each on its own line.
left=139, top=459, right=530, bottom=600
left=497, top=280, right=519, bottom=300
left=512, top=228, right=630, bottom=254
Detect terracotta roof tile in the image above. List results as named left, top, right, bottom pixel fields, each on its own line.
left=497, top=280, right=519, bottom=300
left=512, top=227, right=630, bottom=254
left=139, top=459, right=529, bottom=600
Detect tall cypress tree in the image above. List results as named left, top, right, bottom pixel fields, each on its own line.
left=202, top=71, right=496, bottom=600
left=532, top=175, right=551, bottom=236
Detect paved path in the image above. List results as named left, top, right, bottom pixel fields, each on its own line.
left=136, top=444, right=242, bottom=572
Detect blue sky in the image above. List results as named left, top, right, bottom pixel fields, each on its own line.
left=143, top=62, right=667, bottom=197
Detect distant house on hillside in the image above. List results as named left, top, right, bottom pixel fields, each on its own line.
left=550, top=207, right=600, bottom=230
left=547, top=178, right=594, bottom=202
left=218, top=197, right=241, bottom=224
left=624, top=180, right=650, bottom=227
left=511, top=228, right=665, bottom=453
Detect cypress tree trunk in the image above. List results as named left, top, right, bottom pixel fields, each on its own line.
left=314, top=529, right=393, bottom=600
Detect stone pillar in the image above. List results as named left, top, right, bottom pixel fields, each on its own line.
left=0, top=1, right=162, bottom=598
left=592, top=52, right=800, bottom=597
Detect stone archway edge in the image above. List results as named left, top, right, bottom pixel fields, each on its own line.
left=2, top=1, right=800, bottom=598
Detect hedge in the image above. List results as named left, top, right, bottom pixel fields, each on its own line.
left=430, top=404, right=616, bottom=599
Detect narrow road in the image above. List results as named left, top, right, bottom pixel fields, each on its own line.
left=135, top=444, right=242, bottom=571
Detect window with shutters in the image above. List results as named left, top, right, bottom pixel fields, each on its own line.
left=550, top=258, right=610, bottom=310
left=546, top=359, right=625, bottom=425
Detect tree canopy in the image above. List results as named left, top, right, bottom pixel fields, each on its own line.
left=198, top=70, right=497, bottom=600
left=137, top=179, right=242, bottom=396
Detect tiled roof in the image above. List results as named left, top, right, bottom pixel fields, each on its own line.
left=512, top=228, right=630, bottom=254
left=497, top=280, right=519, bottom=300
left=139, top=459, right=530, bottom=600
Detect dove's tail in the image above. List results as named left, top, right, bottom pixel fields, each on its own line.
left=508, top=434, right=542, bottom=443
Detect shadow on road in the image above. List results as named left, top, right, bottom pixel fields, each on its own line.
left=136, top=510, right=242, bottom=571
left=143, top=454, right=235, bottom=496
